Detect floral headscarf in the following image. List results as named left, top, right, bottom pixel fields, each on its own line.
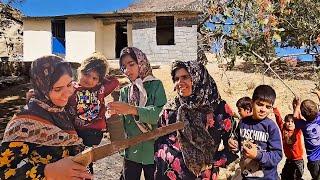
left=171, top=60, right=221, bottom=109
left=2, top=55, right=82, bottom=146
left=120, top=47, right=153, bottom=80
left=165, top=60, right=221, bottom=175
left=119, top=47, right=158, bottom=132
left=30, top=55, right=73, bottom=112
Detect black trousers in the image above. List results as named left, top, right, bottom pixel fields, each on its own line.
left=307, top=160, right=320, bottom=180
left=120, top=159, right=155, bottom=180
left=281, top=159, right=304, bottom=180
left=77, top=129, right=103, bottom=174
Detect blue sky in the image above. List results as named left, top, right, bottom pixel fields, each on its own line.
left=276, top=47, right=313, bottom=61
left=7, top=0, right=134, bottom=16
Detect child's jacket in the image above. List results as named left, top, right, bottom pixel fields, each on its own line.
left=69, top=76, right=119, bottom=130
left=119, top=80, right=167, bottom=165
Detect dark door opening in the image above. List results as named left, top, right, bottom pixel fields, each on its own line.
left=115, top=22, right=128, bottom=58
left=51, top=20, right=65, bottom=56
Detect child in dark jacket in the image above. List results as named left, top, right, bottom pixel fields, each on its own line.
left=229, top=85, right=282, bottom=180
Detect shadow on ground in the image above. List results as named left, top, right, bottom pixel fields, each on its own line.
left=0, top=82, right=31, bottom=140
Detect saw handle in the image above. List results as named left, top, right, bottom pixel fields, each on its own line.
left=72, top=147, right=93, bottom=166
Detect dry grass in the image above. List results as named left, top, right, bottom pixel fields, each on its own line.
left=154, top=64, right=318, bottom=113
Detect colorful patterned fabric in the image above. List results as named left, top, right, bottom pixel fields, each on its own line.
left=0, top=141, right=82, bottom=179
left=155, top=60, right=237, bottom=179
left=155, top=101, right=237, bottom=179
left=70, top=76, right=119, bottom=130
left=2, top=115, right=82, bottom=146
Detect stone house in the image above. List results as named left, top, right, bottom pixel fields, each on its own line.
left=22, top=0, right=201, bottom=64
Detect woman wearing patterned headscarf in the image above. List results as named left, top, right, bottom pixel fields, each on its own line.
left=107, top=47, right=167, bottom=180
left=0, top=55, right=92, bottom=180
left=155, top=60, right=238, bottom=180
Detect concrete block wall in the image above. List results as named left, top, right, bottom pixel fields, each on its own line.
left=131, top=15, right=198, bottom=65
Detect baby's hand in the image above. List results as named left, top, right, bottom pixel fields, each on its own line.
left=273, top=107, right=280, bottom=114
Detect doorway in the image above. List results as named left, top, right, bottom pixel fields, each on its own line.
left=115, top=22, right=128, bottom=58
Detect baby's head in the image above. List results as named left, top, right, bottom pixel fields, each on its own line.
left=78, top=52, right=109, bottom=88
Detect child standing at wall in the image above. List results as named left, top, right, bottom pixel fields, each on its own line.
left=107, top=47, right=167, bottom=180
left=229, top=85, right=283, bottom=179
left=69, top=52, right=119, bottom=173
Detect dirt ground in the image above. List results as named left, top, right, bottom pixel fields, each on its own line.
left=0, top=63, right=316, bottom=179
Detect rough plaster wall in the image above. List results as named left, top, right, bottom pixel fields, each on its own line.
left=102, top=23, right=116, bottom=59
left=65, top=18, right=97, bottom=62
left=23, top=19, right=52, bottom=61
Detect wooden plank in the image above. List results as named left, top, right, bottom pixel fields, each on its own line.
left=72, top=122, right=184, bottom=166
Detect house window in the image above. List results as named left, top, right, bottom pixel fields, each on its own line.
left=51, top=20, right=65, bottom=55
left=156, top=16, right=174, bottom=45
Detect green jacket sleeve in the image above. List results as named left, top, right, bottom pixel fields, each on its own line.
left=137, top=81, right=167, bottom=124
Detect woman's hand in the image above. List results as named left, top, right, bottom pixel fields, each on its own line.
left=228, top=138, right=239, bottom=152
left=107, top=101, right=138, bottom=116
left=44, top=157, right=93, bottom=180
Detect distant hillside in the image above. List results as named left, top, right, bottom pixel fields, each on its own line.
left=0, top=3, right=23, bottom=61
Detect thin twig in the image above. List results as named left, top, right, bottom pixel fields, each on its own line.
left=251, top=51, right=297, bottom=97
